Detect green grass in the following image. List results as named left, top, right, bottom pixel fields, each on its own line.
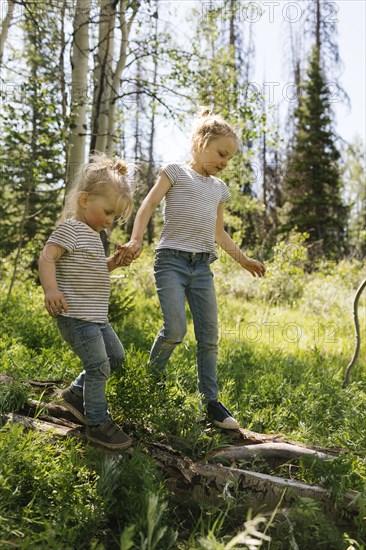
left=0, top=247, right=365, bottom=548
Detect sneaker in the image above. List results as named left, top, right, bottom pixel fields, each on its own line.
left=86, top=420, right=132, bottom=450
left=59, top=387, right=86, bottom=424
left=207, top=401, right=240, bottom=430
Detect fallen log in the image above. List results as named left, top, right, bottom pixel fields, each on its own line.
left=1, top=373, right=361, bottom=519
left=0, top=372, right=62, bottom=393
left=208, top=442, right=333, bottom=464
left=3, top=412, right=360, bottom=518
left=147, top=444, right=360, bottom=516
left=20, top=398, right=79, bottom=425
left=3, top=413, right=83, bottom=439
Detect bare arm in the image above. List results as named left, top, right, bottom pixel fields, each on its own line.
left=106, top=256, right=116, bottom=272
left=38, top=243, right=69, bottom=316
left=115, top=171, right=172, bottom=264
left=215, top=204, right=266, bottom=277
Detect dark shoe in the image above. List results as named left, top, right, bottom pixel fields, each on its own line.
left=86, top=420, right=132, bottom=450
left=207, top=401, right=240, bottom=430
left=59, top=387, right=86, bottom=424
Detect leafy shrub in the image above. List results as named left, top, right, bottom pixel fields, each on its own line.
left=267, top=498, right=345, bottom=550
left=0, top=377, right=30, bottom=418
left=95, top=449, right=177, bottom=549
left=259, top=231, right=309, bottom=305
left=0, top=425, right=104, bottom=548
left=109, top=276, right=136, bottom=325
left=0, top=282, right=62, bottom=352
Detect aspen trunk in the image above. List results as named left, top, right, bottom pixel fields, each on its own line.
left=65, top=0, right=91, bottom=194
left=0, top=0, right=15, bottom=65
left=106, top=0, right=138, bottom=156
left=90, top=0, right=116, bottom=155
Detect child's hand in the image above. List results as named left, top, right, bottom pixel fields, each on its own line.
left=114, top=241, right=143, bottom=266
left=241, top=257, right=266, bottom=278
left=44, top=289, right=68, bottom=317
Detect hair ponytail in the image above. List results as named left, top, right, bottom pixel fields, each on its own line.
left=59, top=152, right=134, bottom=224
left=191, top=106, right=240, bottom=153
left=113, top=159, right=128, bottom=176
left=197, top=106, right=214, bottom=119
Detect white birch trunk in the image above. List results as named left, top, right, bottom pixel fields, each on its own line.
left=65, top=0, right=91, bottom=194
left=91, top=0, right=116, bottom=155
left=106, top=0, right=138, bottom=155
left=0, top=0, right=15, bottom=65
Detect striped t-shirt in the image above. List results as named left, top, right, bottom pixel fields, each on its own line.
left=47, top=219, right=110, bottom=322
left=157, top=164, right=231, bottom=260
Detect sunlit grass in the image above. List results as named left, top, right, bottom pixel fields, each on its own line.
left=1, top=247, right=366, bottom=547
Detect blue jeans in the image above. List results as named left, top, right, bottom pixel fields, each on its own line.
left=150, top=248, right=219, bottom=402
left=57, top=316, right=125, bottom=425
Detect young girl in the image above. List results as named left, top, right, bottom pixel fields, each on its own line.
left=117, top=108, right=265, bottom=429
left=38, top=153, right=134, bottom=450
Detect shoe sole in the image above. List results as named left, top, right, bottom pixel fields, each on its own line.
left=86, top=434, right=132, bottom=450
left=59, top=399, right=86, bottom=425
left=213, top=419, right=240, bottom=430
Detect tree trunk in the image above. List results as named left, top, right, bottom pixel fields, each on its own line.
left=65, top=0, right=91, bottom=194
left=0, top=0, right=15, bottom=65
left=6, top=55, right=38, bottom=298
left=315, top=0, right=321, bottom=51
left=106, top=0, right=138, bottom=156
left=146, top=10, right=158, bottom=243
left=208, top=442, right=333, bottom=463
left=147, top=444, right=359, bottom=516
left=90, top=0, right=116, bottom=155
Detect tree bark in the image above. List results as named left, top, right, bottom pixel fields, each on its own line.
left=90, top=0, right=116, bottom=154
left=106, top=0, right=138, bottom=156
left=147, top=444, right=359, bottom=516
left=65, top=0, right=91, bottom=194
left=0, top=0, right=15, bottom=65
left=146, top=4, right=159, bottom=243
left=208, top=442, right=333, bottom=463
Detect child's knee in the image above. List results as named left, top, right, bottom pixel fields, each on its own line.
left=164, top=326, right=187, bottom=344
left=97, top=360, right=111, bottom=380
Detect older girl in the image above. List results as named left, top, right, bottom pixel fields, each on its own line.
left=39, top=153, right=133, bottom=450
left=118, top=108, right=265, bottom=429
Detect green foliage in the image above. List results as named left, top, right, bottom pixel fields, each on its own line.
left=1, top=251, right=365, bottom=547
left=0, top=426, right=176, bottom=549
left=95, top=450, right=177, bottom=549
left=0, top=379, right=30, bottom=418
left=109, top=276, right=136, bottom=325
left=196, top=512, right=270, bottom=549
left=0, top=425, right=104, bottom=548
left=266, top=498, right=345, bottom=550
left=258, top=230, right=309, bottom=304
left=0, top=283, right=61, bottom=352
left=0, top=2, right=65, bottom=259
left=341, top=137, right=366, bottom=258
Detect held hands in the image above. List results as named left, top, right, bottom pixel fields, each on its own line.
left=45, top=289, right=68, bottom=317
left=114, top=240, right=143, bottom=267
left=241, top=257, right=266, bottom=278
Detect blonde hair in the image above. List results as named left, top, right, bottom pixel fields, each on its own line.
left=191, top=106, right=240, bottom=153
left=61, top=152, right=134, bottom=223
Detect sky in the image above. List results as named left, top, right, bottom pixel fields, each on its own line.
left=154, top=0, right=366, bottom=164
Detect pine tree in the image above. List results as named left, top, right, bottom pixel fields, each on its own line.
left=281, top=46, right=347, bottom=259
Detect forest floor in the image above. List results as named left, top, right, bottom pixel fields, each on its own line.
left=1, top=247, right=365, bottom=549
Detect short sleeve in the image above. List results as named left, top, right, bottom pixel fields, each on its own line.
left=161, top=164, right=181, bottom=186
left=220, top=182, right=231, bottom=204
left=47, top=222, right=77, bottom=252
